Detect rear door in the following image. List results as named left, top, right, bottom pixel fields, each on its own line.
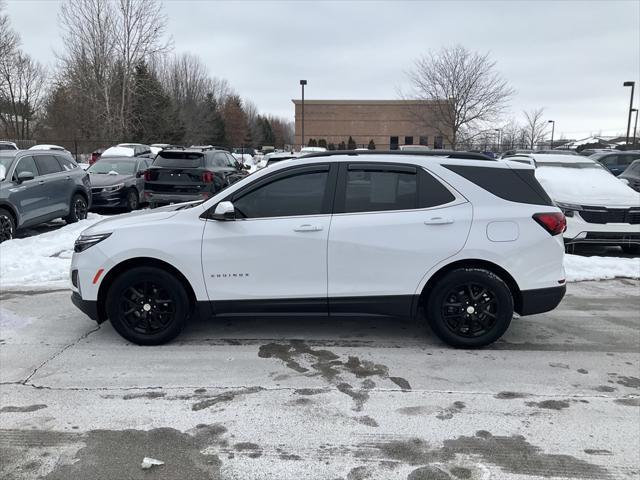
left=327, top=162, right=472, bottom=317
left=34, top=154, right=68, bottom=215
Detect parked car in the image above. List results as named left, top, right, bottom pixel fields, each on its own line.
left=620, top=159, right=640, bottom=192
left=533, top=154, right=640, bottom=253
left=144, top=148, right=249, bottom=207
left=28, top=144, right=72, bottom=155
left=535, top=150, right=578, bottom=155
left=399, top=145, right=431, bottom=151
left=70, top=151, right=566, bottom=347
left=102, top=144, right=153, bottom=159
left=0, top=141, right=18, bottom=151
left=260, top=152, right=301, bottom=168
left=501, top=149, right=534, bottom=158
left=589, top=151, right=640, bottom=176
left=88, top=156, right=150, bottom=211
left=580, top=148, right=614, bottom=157
left=0, top=150, right=91, bottom=242
left=89, top=148, right=105, bottom=166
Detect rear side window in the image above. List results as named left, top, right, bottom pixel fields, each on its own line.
left=154, top=152, right=204, bottom=168
left=56, top=155, right=77, bottom=171
left=444, top=164, right=553, bottom=206
left=35, top=155, right=63, bottom=175
left=14, top=156, right=39, bottom=179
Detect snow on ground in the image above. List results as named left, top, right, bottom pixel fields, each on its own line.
left=0, top=214, right=108, bottom=291
left=0, top=215, right=638, bottom=291
left=564, top=253, right=640, bottom=282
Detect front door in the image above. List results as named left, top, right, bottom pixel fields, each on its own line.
left=201, top=164, right=337, bottom=315
left=9, top=155, right=47, bottom=225
left=327, top=163, right=472, bottom=317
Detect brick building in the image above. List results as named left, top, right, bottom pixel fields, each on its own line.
left=292, top=99, right=450, bottom=150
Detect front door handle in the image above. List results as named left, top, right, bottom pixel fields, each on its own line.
left=424, top=217, right=454, bottom=225
left=38, top=180, right=45, bottom=185
left=294, top=224, right=323, bottom=232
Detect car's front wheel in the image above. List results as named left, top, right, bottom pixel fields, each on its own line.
left=126, top=189, right=139, bottom=212
left=65, top=194, right=88, bottom=223
left=426, top=268, right=513, bottom=348
left=0, top=208, right=15, bottom=244
left=106, top=267, right=190, bottom=345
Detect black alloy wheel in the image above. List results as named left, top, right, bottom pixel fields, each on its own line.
left=106, top=267, right=189, bottom=345
left=126, top=189, right=139, bottom=211
left=65, top=194, right=88, bottom=223
left=426, top=268, right=513, bottom=348
left=0, top=209, right=14, bottom=243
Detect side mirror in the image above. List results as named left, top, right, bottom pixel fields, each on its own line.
left=211, top=201, right=235, bottom=221
left=17, top=171, right=35, bottom=183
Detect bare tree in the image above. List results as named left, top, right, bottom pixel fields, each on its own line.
left=0, top=53, right=47, bottom=139
left=407, top=45, right=514, bottom=149
left=522, top=108, right=548, bottom=149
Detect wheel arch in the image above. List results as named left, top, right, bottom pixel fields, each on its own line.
left=0, top=202, right=20, bottom=229
left=417, top=258, right=523, bottom=316
left=96, top=257, right=198, bottom=323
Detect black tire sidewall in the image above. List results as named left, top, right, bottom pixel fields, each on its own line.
left=0, top=208, right=15, bottom=243
left=127, top=189, right=138, bottom=211
left=106, top=267, right=189, bottom=345
left=427, top=268, right=513, bottom=348
left=66, top=194, right=87, bottom=223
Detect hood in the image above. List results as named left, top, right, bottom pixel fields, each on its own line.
left=82, top=202, right=202, bottom=235
left=536, top=165, right=640, bottom=207
left=89, top=173, right=132, bottom=187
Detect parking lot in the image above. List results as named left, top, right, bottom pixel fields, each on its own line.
left=1, top=278, right=638, bottom=480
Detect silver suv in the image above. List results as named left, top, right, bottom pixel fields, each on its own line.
left=0, top=150, right=91, bottom=242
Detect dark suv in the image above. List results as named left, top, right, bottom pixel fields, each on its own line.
left=590, top=151, right=640, bottom=176
left=0, top=150, right=91, bottom=242
left=144, top=149, right=249, bottom=207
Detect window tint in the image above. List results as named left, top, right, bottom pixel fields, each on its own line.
left=444, top=164, right=554, bottom=206
left=56, top=155, right=77, bottom=171
left=210, top=153, right=230, bottom=168
left=14, top=156, right=38, bottom=179
left=599, top=155, right=616, bottom=166
left=419, top=169, right=456, bottom=207
left=155, top=152, right=204, bottom=168
left=225, top=153, right=238, bottom=167
left=35, top=155, right=63, bottom=175
left=234, top=170, right=328, bottom=218
left=344, top=169, right=417, bottom=213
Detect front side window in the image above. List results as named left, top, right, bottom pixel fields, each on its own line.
left=344, top=169, right=418, bottom=213
left=35, top=155, right=63, bottom=175
left=233, top=170, right=328, bottom=218
left=13, top=156, right=39, bottom=180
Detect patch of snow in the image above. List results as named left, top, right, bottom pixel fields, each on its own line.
left=564, top=254, right=640, bottom=282
left=0, top=214, right=110, bottom=291
left=0, top=306, right=33, bottom=329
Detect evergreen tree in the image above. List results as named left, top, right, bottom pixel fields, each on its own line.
left=202, top=93, right=225, bottom=145
left=338, top=140, right=346, bottom=150
left=347, top=136, right=356, bottom=150
left=327, top=142, right=336, bottom=150
left=308, top=138, right=318, bottom=147
left=318, top=138, right=327, bottom=149
left=368, top=139, right=376, bottom=150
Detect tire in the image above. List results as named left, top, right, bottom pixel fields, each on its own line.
left=125, top=188, right=139, bottom=212
left=621, top=244, right=640, bottom=255
left=106, top=266, right=189, bottom=345
left=426, top=268, right=514, bottom=348
left=65, top=194, right=88, bottom=223
left=0, top=208, right=15, bottom=244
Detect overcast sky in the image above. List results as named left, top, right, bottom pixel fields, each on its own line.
left=6, top=0, right=640, bottom=139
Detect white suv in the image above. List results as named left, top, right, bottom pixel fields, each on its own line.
left=70, top=153, right=566, bottom=348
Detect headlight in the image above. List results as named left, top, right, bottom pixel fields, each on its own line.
left=74, top=233, right=111, bottom=253
left=555, top=202, right=582, bottom=217
left=103, top=183, right=125, bottom=192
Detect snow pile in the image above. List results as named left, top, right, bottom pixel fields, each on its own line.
left=0, top=214, right=108, bottom=291
left=564, top=254, right=640, bottom=282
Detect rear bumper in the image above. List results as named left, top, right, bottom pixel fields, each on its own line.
left=518, top=285, right=566, bottom=316
left=145, top=191, right=209, bottom=206
left=71, top=291, right=99, bottom=321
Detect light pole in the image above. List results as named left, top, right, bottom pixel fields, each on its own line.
left=494, top=128, right=501, bottom=152
left=624, top=81, right=635, bottom=146
left=548, top=120, right=555, bottom=149
left=299, top=80, right=307, bottom=149
left=632, top=108, right=638, bottom=148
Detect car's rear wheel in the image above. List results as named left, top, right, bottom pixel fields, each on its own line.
left=0, top=208, right=15, bottom=244
left=426, top=268, right=513, bottom=348
left=126, top=189, right=139, bottom=211
left=65, top=194, right=88, bottom=223
left=106, top=267, right=189, bottom=345
left=621, top=244, right=640, bottom=255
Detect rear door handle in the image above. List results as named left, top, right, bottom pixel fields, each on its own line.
left=294, top=224, right=323, bottom=232
left=424, top=217, right=454, bottom=225
left=38, top=180, right=45, bottom=185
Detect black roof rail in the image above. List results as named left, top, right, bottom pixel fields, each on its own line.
left=299, top=150, right=495, bottom=161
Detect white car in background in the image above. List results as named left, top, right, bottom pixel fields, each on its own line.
left=533, top=154, right=640, bottom=253
left=399, top=145, right=431, bottom=152
left=258, top=152, right=301, bottom=169
left=0, top=141, right=18, bottom=151
left=28, top=144, right=72, bottom=155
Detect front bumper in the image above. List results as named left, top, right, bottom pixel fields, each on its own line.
left=564, top=215, right=640, bottom=246
left=71, top=291, right=99, bottom=321
left=518, top=284, right=566, bottom=316
left=91, top=191, right=126, bottom=208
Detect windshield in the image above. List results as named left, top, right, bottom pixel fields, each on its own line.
left=88, top=159, right=136, bottom=175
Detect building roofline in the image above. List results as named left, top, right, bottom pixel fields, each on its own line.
left=291, top=99, right=441, bottom=105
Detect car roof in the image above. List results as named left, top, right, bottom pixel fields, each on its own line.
left=531, top=153, right=597, bottom=164
left=302, top=150, right=495, bottom=161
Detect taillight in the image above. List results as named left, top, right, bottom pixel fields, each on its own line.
left=202, top=171, right=215, bottom=183
left=143, top=170, right=151, bottom=181
left=533, top=212, right=566, bottom=236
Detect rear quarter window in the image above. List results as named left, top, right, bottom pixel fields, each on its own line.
left=444, top=164, right=553, bottom=206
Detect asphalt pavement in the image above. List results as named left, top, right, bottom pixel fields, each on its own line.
left=0, top=279, right=639, bottom=479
